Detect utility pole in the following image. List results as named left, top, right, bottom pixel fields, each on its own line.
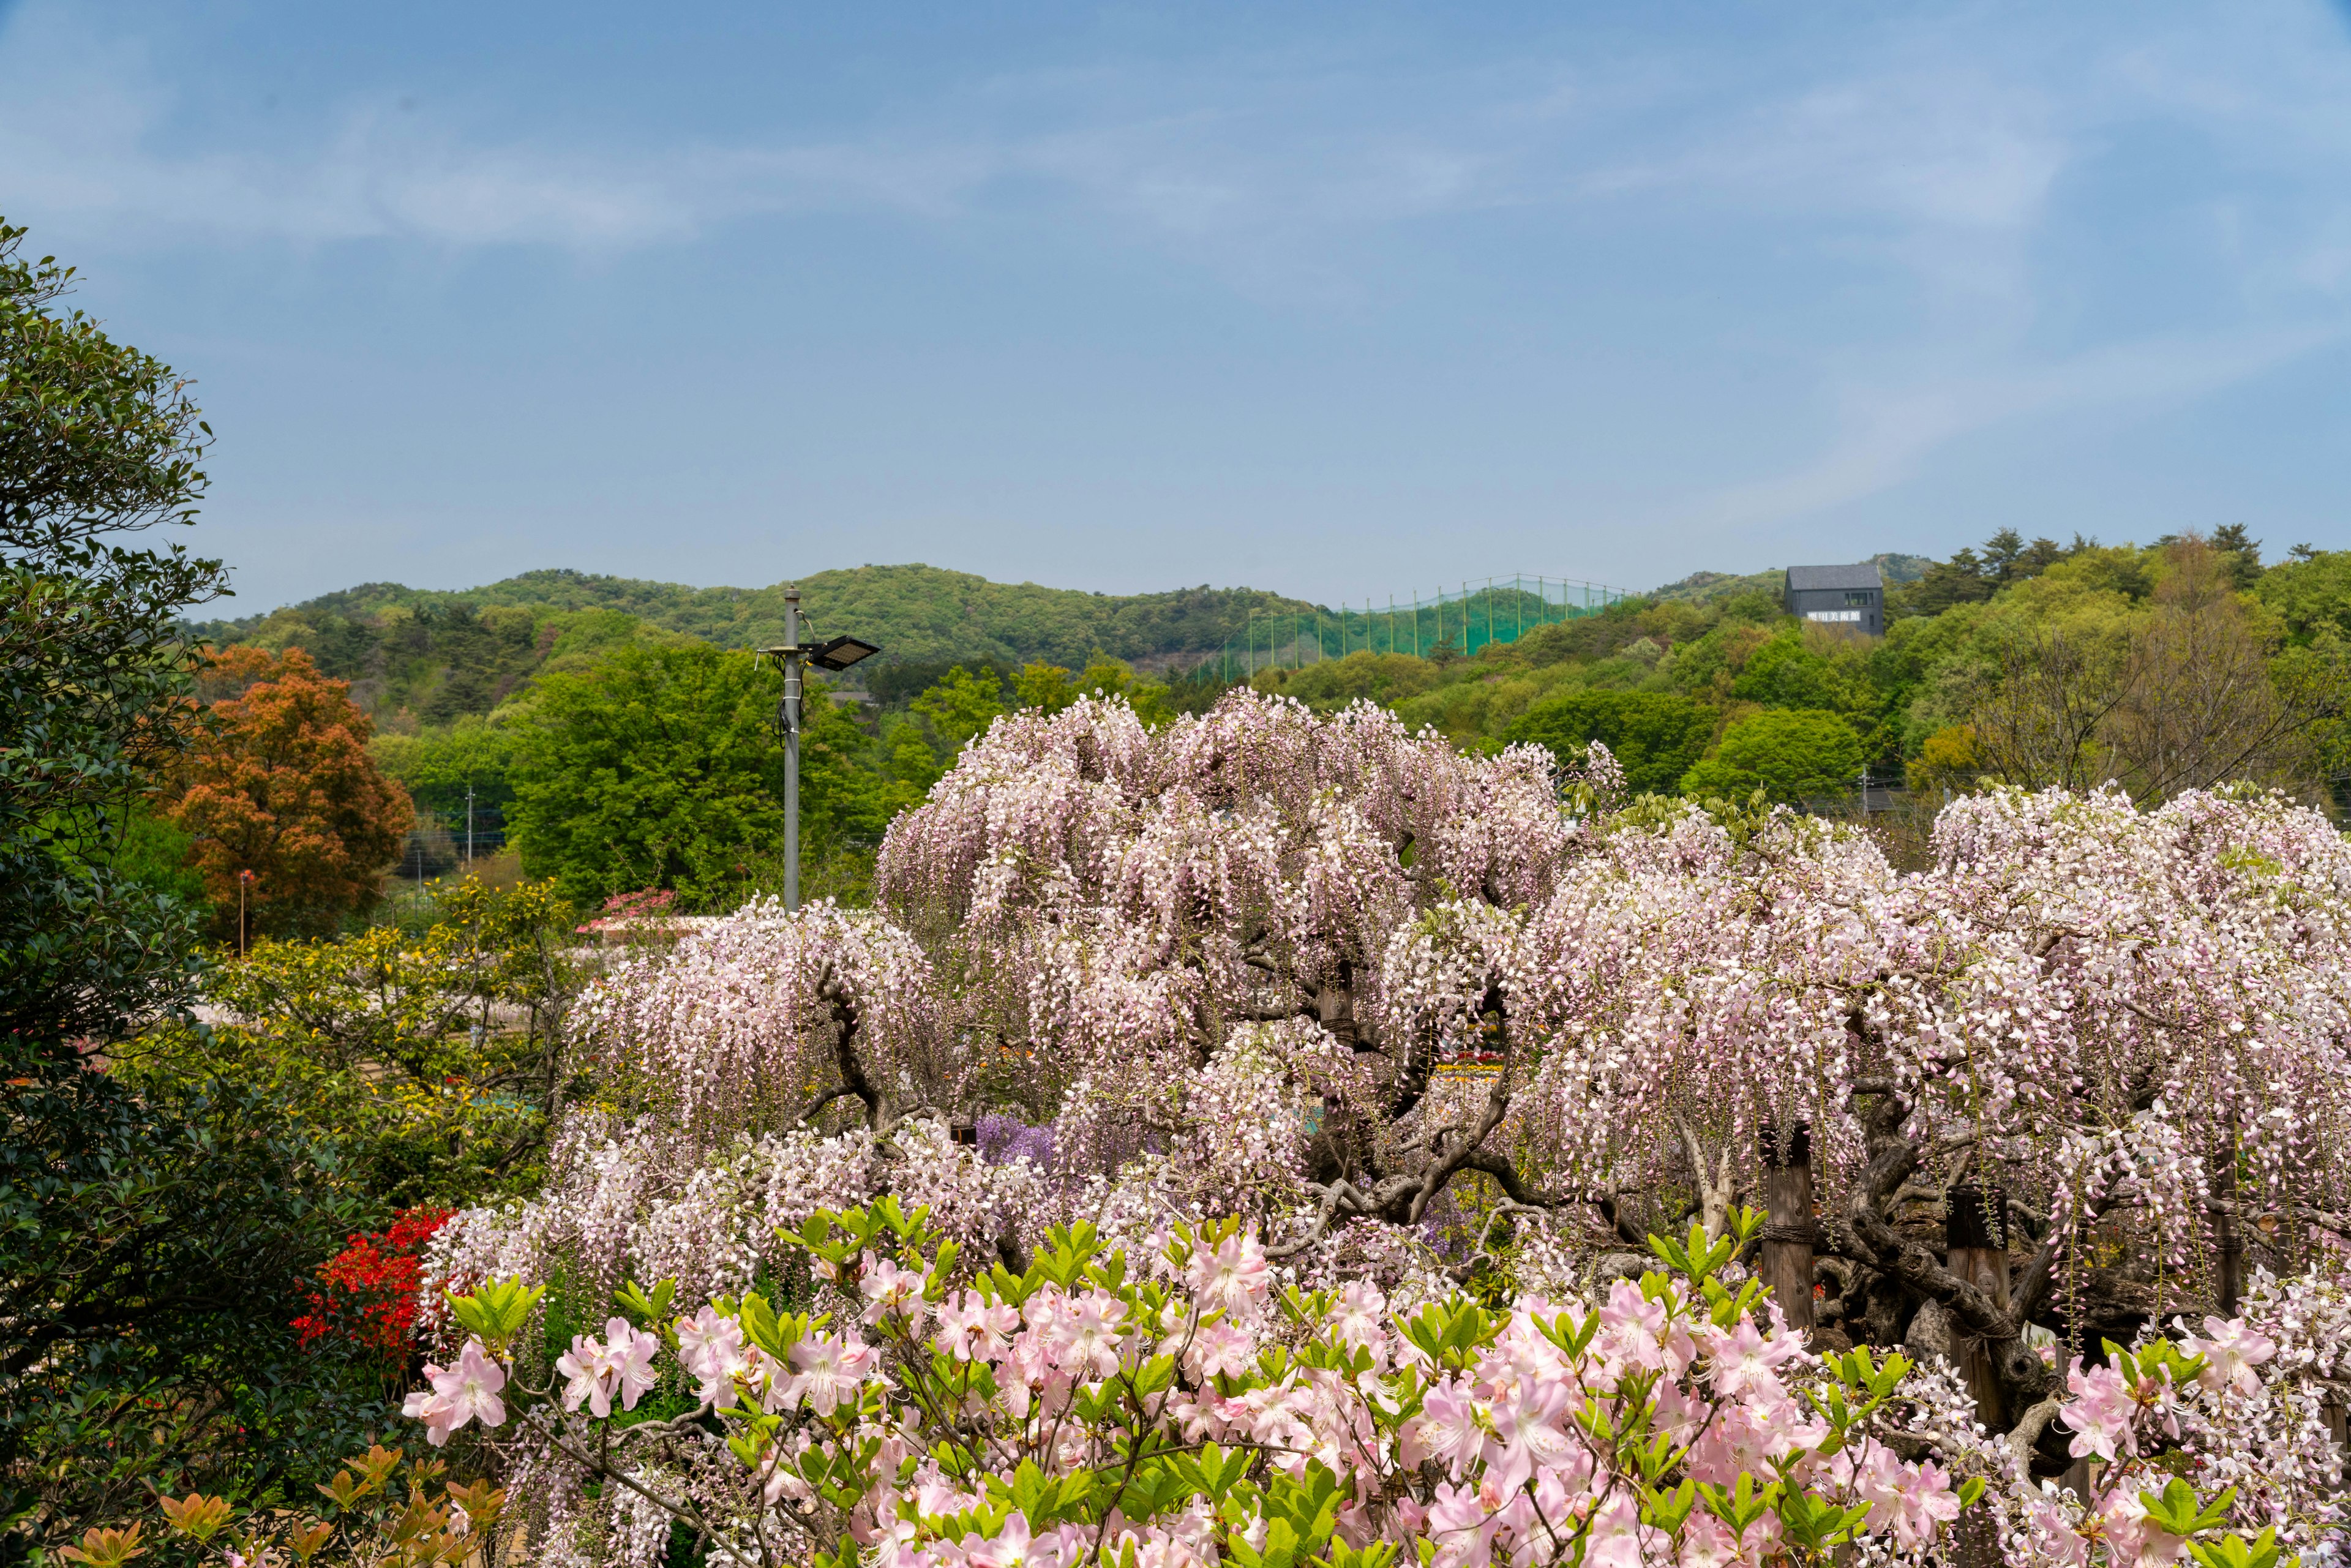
left=465, top=782, right=475, bottom=870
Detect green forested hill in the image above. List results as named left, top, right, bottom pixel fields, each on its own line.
left=186, top=563, right=1318, bottom=727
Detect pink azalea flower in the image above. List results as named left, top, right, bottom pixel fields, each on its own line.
left=607, top=1318, right=659, bottom=1410
left=1055, top=1289, right=1127, bottom=1378
left=1405, top=1375, right=1487, bottom=1476
left=789, top=1327, right=878, bottom=1416
left=966, top=1510, right=1034, bottom=1568
left=1482, top=1379, right=1572, bottom=1496
left=409, top=1339, right=506, bottom=1445
left=1424, top=1480, right=1504, bottom=1568
left=675, top=1305, right=747, bottom=1406
left=555, top=1318, right=658, bottom=1418
left=1186, top=1318, right=1256, bottom=1381
left=1702, top=1316, right=1803, bottom=1400
left=860, top=1253, right=929, bottom=1325
left=1330, top=1280, right=1388, bottom=1356
left=1889, top=1460, right=1962, bottom=1550
left=1186, top=1232, right=1269, bottom=1319
left=1581, top=1493, right=1654, bottom=1568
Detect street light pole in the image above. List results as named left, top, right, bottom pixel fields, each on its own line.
left=783, top=586, right=803, bottom=912
left=761, top=590, right=880, bottom=917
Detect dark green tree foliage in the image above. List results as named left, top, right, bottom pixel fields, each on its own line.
left=1501, top=691, right=1716, bottom=797
left=508, top=643, right=906, bottom=907
left=0, top=222, right=222, bottom=1045
left=1, top=1057, right=372, bottom=1547
left=0, top=219, right=367, bottom=1557
left=2208, top=523, right=2263, bottom=591
left=1891, top=532, right=2081, bottom=618
left=1728, top=629, right=1853, bottom=711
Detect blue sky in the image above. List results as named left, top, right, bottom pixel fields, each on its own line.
left=6, top=0, right=2350, bottom=611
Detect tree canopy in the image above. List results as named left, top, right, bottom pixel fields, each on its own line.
left=0, top=219, right=223, bottom=1045
left=165, top=645, right=413, bottom=936
left=506, top=643, right=912, bottom=907
left=0, top=217, right=378, bottom=1556
left=1679, top=708, right=1867, bottom=804
left=1501, top=690, right=1715, bottom=796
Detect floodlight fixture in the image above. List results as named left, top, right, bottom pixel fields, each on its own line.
left=808, top=635, right=880, bottom=672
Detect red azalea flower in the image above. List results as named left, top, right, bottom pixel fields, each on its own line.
left=294, top=1206, right=454, bottom=1357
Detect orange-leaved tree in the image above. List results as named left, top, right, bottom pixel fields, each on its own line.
left=167, top=646, right=413, bottom=934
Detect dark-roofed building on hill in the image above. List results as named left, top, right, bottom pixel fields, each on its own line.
left=1783, top=563, right=1884, bottom=637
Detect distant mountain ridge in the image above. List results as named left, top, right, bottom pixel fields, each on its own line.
left=192, top=563, right=1325, bottom=672
left=187, top=556, right=1940, bottom=731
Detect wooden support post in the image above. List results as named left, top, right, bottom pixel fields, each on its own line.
left=2213, top=1139, right=2242, bottom=1316
left=1759, top=1122, right=1815, bottom=1333
left=1948, top=1184, right=2014, bottom=1567
left=1948, top=1183, right=2011, bottom=1431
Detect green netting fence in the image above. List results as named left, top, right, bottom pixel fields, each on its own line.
left=1218, top=574, right=1629, bottom=681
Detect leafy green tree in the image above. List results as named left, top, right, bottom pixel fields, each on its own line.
left=106, top=804, right=211, bottom=907
left=0, top=220, right=222, bottom=1045
left=1501, top=691, right=1716, bottom=796
left=0, top=217, right=376, bottom=1557
left=1679, top=708, right=1867, bottom=805
left=507, top=643, right=905, bottom=907
left=910, top=664, right=1008, bottom=750
left=1011, top=654, right=1177, bottom=725
left=1013, top=659, right=1078, bottom=713
left=1073, top=651, right=1177, bottom=726
left=130, top=879, right=583, bottom=1208
left=1729, top=628, right=1864, bottom=712
left=369, top=715, right=518, bottom=822
left=2, top=1054, right=377, bottom=1554
left=2208, top=523, right=2263, bottom=591
left=2252, top=548, right=2351, bottom=649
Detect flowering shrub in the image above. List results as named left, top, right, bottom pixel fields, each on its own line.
left=390, top=1198, right=2350, bottom=1568
left=1975, top=1270, right=2351, bottom=1565
left=293, top=1207, right=454, bottom=1358
left=393, top=1200, right=2001, bottom=1566
left=577, top=887, right=678, bottom=937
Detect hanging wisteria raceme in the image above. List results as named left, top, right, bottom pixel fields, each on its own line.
left=419, top=690, right=2351, bottom=1562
